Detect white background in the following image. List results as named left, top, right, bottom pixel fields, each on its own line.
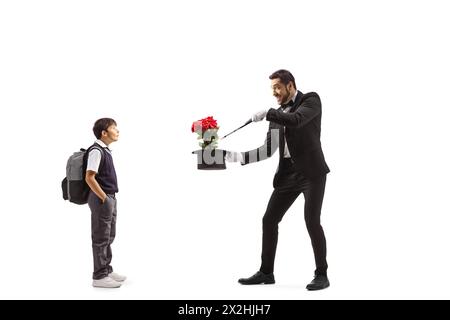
left=1, top=0, right=450, bottom=300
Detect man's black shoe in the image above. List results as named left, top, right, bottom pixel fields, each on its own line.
left=238, top=271, right=275, bottom=285
left=306, top=275, right=330, bottom=290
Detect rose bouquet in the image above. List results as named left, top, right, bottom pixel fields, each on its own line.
left=191, top=116, right=219, bottom=149
left=191, top=116, right=226, bottom=170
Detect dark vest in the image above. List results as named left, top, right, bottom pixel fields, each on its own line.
left=93, top=143, right=119, bottom=194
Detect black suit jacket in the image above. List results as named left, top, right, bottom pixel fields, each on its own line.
left=242, top=91, right=330, bottom=183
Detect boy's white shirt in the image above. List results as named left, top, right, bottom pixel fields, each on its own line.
left=86, top=139, right=112, bottom=173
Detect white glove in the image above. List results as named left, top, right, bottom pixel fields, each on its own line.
left=225, top=151, right=244, bottom=164
left=251, top=109, right=268, bottom=122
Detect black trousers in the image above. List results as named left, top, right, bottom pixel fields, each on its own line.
left=88, top=191, right=117, bottom=280
left=260, top=159, right=328, bottom=276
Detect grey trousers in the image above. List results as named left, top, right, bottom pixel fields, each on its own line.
left=88, top=191, right=117, bottom=280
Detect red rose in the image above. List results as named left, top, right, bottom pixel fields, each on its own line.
left=191, top=120, right=203, bottom=133
left=204, top=116, right=218, bottom=130
left=192, top=116, right=220, bottom=150
left=191, top=116, right=218, bottom=133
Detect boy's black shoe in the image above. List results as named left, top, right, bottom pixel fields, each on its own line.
left=238, top=271, right=275, bottom=285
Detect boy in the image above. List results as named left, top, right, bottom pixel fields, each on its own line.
left=85, top=118, right=125, bottom=288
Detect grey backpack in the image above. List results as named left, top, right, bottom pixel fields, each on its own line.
left=62, top=144, right=104, bottom=205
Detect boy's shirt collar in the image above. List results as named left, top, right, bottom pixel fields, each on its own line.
left=95, top=139, right=110, bottom=150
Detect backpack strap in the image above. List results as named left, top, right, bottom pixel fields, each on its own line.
left=84, top=143, right=106, bottom=173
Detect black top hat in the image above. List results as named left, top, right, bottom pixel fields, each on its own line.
left=192, top=148, right=226, bottom=170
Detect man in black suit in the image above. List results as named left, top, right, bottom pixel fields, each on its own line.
left=225, top=69, right=330, bottom=290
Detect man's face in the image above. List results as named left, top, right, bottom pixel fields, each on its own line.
left=271, top=78, right=292, bottom=105
left=103, top=125, right=119, bottom=142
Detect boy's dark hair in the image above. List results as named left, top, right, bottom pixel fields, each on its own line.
left=93, top=118, right=117, bottom=139
left=269, top=69, right=297, bottom=89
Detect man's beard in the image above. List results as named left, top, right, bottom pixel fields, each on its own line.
left=280, top=94, right=290, bottom=105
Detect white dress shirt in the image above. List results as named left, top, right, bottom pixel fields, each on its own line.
left=282, top=92, right=297, bottom=158
left=86, top=139, right=112, bottom=173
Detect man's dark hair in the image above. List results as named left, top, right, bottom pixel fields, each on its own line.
left=269, top=69, right=296, bottom=89
left=93, top=118, right=117, bottom=139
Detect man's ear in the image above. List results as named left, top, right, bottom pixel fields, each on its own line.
left=288, top=82, right=294, bottom=92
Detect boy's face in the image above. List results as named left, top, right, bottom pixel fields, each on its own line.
left=102, top=124, right=119, bottom=142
